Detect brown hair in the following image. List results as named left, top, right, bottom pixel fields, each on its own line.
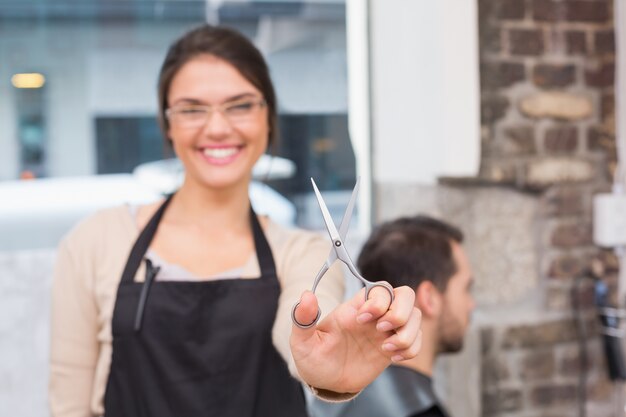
left=157, top=24, right=278, bottom=146
left=358, top=215, right=464, bottom=292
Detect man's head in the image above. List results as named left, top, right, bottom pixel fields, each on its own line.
left=357, top=215, right=474, bottom=355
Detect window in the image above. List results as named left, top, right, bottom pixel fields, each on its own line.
left=95, top=117, right=174, bottom=174
left=0, top=0, right=355, bottom=251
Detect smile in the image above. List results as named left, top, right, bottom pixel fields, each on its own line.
left=202, top=147, right=240, bottom=159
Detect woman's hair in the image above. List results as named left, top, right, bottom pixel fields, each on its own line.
left=157, top=24, right=278, bottom=146
left=357, top=215, right=464, bottom=292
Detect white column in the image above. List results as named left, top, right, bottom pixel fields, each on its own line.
left=369, top=0, right=480, bottom=185
left=346, top=0, right=373, bottom=232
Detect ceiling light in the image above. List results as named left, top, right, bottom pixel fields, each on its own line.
left=11, top=73, right=46, bottom=89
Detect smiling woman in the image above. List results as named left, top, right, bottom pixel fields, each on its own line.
left=48, top=24, right=422, bottom=417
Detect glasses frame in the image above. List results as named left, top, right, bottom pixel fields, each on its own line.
left=165, top=97, right=267, bottom=129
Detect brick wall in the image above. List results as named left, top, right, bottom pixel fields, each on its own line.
left=477, top=0, right=618, bottom=415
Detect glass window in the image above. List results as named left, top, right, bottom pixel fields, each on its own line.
left=0, top=0, right=354, bottom=251
left=14, top=86, right=47, bottom=178
left=271, top=114, right=355, bottom=228
left=95, top=117, right=174, bottom=174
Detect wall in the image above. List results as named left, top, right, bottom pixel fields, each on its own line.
left=476, top=0, right=617, bottom=415
left=372, top=0, right=619, bottom=416
left=0, top=249, right=55, bottom=416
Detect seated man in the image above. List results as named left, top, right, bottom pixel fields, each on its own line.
left=309, top=215, right=474, bottom=417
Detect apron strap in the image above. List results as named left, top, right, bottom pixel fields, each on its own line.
left=120, top=195, right=173, bottom=284
left=250, top=206, right=276, bottom=278
left=120, top=196, right=277, bottom=284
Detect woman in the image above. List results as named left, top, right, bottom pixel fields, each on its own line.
left=49, top=25, right=421, bottom=417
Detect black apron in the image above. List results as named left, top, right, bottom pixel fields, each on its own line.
left=104, top=196, right=307, bottom=417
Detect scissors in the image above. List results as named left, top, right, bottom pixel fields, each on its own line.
left=291, top=177, right=395, bottom=329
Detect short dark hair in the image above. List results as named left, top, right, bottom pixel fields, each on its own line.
left=157, top=24, right=278, bottom=146
left=357, top=215, right=464, bottom=292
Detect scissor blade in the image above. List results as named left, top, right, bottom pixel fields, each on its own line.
left=311, top=178, right=342, bottom=243
left=338, top=177, right=359, bottom=241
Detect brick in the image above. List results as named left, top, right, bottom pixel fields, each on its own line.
left=510, top=29, right=545, bottom=56
left=479, top=23, right=502, bottom=54
left=601, top=93, right=614, bottom=122
left=544, top=126, right=578, bottom=153
left=530, top=384, right=577, bottom=407
left=519, top=92, right=593, bottom=120
left=566, top=1, right=610, bottom=23
left=520, top=349, right=555, bottom=380
left=559, top=344, right=595, bottom=377
left=588, top=126, right=615, bottom=153
left=585, top=61, right=615, bottom=88
left=548, top=255, right=583, bottom=278
left=566, top=30, right=587, bottom=55
left=482, top=388, right=524, bottom=416
left=488, top=137, right=529, bottom=157
left=546, top=285, right=575, bottom=310
left=502, top=320, right=578, bottom=348
left=525, top=158, right=594, bottom=188
left=482, top=356, right=511, bottom=385
left=481, top=94, right=510, bottom=124
left=594, top=30, right=615, bottom=55
left=533, top=64, right=576, bottom=88
left=551, top=223, right=592, bottom=248
left=478, top=0, right=496, bottom=20
left=533, top=0, right=565, bottom=22
left=534, top=0, right=610, bottom=23
left=542, top=186, right=585, bottom=216
left=481, top=61, right=525, bottom=90
left=502, top=125, right=537, bottom=155
left=497, top=0, right=525, bottom=19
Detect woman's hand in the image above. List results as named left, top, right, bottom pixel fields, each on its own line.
left=290, top=285, right=422, bottom=394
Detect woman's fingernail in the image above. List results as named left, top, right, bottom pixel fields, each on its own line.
left=391, top=355, right=404, bottom=363
left=382, top=343, right=397, bottom=351
left=377, top=321, right=393, bottom=332
left=357, top=313, right=373, bottom=324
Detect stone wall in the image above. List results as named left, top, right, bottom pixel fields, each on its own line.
left=477, top=0, right=617, bottom=415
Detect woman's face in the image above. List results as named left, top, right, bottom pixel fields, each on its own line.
left=166, top=54, right=269, bottom=191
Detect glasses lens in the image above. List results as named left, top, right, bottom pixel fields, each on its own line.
left=224, top=100, right=260, bottom=123
left=169, top=100, right=264, bottom=128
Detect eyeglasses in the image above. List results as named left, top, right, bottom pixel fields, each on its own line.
left=165, top=98, right=267, bottom=129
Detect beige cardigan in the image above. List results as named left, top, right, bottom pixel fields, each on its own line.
left=49, top=205, right=345, bottom=416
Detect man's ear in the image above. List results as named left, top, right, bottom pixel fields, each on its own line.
left=415, top=280, right=442, bottom=318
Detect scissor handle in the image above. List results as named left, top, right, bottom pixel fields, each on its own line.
left=291, top=281, right=396, bottom=330
left=341, top=255, right=396, bottom=305
left=291, top=301, right=321, bottom=329
left=364, top=280, right=395, bottom=304
left=291, top=263, right=329, bottom=329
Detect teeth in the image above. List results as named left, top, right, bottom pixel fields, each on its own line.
left=203, top=147, right=238, bottom=159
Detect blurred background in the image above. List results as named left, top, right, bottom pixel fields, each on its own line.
left=1, top=0, right=625, bottom=416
